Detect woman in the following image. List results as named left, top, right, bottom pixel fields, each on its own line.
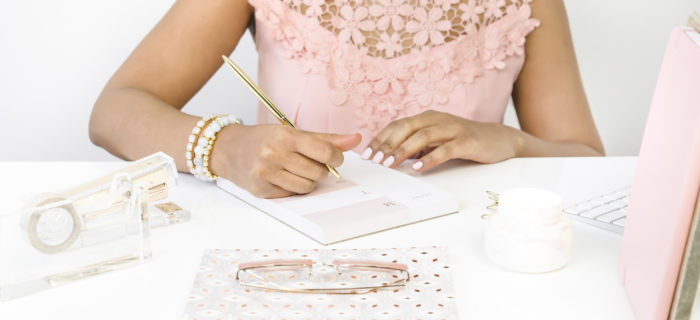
left=90, top=0, right=603, bottom=198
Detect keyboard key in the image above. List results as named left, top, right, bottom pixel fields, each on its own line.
left=589, top=198, right=611, bottom=206
left=564, top=205, right=588, bottom=215
left=566, top=201, right=596, bottom=211
left=596, top=209, right=627, bottom=223
left=563, top=207, right=578, bottom=214
left=613, top=218, right=626, bottom=227
left=578, top=201, right=597, bottom=210
left=580, top=205, right=618, bottom=218
left=600, top=194, right=620, bottom=203
left=609, top=200, right=629, bottom=209
left=615, top=188, right=632, bottom=197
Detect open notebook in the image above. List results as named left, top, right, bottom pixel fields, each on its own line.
left=217, top=153, right=459, bottom=244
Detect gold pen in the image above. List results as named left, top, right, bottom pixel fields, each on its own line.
left=221, top=55, right=342, bottom=178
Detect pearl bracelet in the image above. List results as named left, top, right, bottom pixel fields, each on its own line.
left=186, top=115, right=217, bottom=175
left=190, top=114, right=242, bottom=181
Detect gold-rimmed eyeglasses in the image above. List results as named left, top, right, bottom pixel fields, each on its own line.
left=236, top=259, right=410, bottom=294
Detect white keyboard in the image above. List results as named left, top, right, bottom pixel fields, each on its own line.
left=563, top=186, right=631, bottom=234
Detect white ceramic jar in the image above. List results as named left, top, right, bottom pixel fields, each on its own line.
left=484, top=188, right=573, bottom=273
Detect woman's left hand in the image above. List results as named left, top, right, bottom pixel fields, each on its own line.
left=362, top=110, right=523, bottom=171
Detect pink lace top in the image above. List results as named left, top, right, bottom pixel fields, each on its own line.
left=250, top=0, right=540, bottom=152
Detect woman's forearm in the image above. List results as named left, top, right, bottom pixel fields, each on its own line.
left=511, top=126, right=605, bottom=158
left=89, top=87, right=199, bottom=172
left=89, top=86, right=363, bottom=199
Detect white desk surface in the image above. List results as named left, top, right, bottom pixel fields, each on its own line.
left=0, top=156, right=637, bottom=320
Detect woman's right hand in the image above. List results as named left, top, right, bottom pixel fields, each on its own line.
left=210, top=124, right=362, bottom=198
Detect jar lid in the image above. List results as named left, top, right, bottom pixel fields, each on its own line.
left=498, top=188, right=563, bottom=223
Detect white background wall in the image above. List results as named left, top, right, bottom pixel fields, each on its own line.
left=0, top=0, right=697, bottom=161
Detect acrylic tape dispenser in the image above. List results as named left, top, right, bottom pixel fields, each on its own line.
left=19, top=152, right=187, bottom=254
left=0, top=152, right=188, bottom=300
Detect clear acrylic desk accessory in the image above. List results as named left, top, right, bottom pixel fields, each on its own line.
left=0, top=152, right=188, bottom=300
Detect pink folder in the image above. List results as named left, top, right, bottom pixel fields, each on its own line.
left=619, top=27, right=700, bottom=320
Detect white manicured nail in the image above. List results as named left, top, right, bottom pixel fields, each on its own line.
left=382, top=156, right=395, bottom=167
left=412, top=161, right=423, bottom=171
left=362, top=147, right=372, bottom=160
left=372, top=151, right=384, bottom=164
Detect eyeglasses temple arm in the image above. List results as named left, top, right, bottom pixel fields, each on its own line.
left=331, top=259, right=408, bottom=271
left=238, top=259, right=314, bottom=270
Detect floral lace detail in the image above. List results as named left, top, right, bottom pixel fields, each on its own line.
left=250, top=0, right=539, bottom=133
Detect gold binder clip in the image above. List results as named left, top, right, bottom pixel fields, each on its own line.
left=482, top=190, right=500, bottom=220
left=688, top=11, right=700, bottom=33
